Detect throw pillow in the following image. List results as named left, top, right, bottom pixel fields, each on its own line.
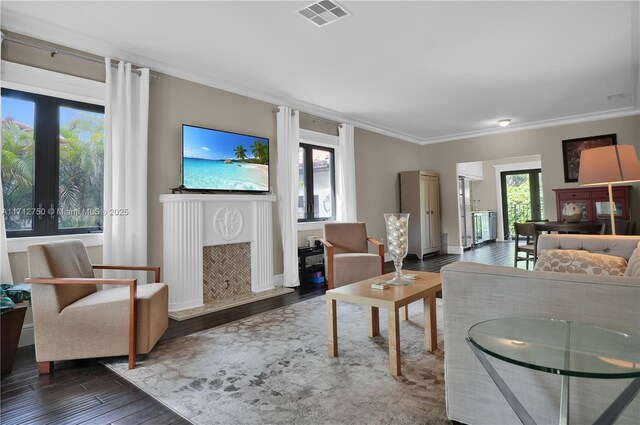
left=624, top=242, right=640, bottom=278
left=535, top=249, right=628, bottom=276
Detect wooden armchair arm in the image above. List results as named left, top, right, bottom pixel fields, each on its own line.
left=319, top=239, right=333, bottom=249
left=93, top=264, right=161, bottom=283
left=319, top=239, right=335, bottom=289
left=24, top=276, right=138, bottom=371
left=367, top=236, right=385, bottom=274
left=26, top=277, right=136, bottom=286
left=367, top=237, right=383, bottom=245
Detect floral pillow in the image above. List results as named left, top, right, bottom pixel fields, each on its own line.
left=535, top=249, right=628, bottom=276
left=624, top=242, right=640, bottom=278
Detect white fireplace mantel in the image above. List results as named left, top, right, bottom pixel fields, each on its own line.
left=160, top=193, right=276, bottom=312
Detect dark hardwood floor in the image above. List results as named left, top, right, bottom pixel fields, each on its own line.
left=1, top=241, right=515, bottom=425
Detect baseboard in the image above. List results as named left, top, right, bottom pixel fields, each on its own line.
left=446, top=245, right=463, bottom=255
left=276, top=273, right=301, bottom=288
left=19, top=323, right=34, bottom=347
left=272, top=274, right=284, bottom=287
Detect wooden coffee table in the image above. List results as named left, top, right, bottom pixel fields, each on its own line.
left=326, top=271, right=441, bottom=376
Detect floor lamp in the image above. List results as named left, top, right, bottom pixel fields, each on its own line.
left=578, top=145, right=640, bottom=235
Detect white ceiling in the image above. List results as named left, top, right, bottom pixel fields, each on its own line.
left=1, top=1, right=639, bottom=144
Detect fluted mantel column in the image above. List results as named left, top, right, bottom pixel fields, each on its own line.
left=160, top=194, right=276, bottom=312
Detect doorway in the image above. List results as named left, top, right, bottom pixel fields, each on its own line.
left=500, top=169, right=544, bottom=239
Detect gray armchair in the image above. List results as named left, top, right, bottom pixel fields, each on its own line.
left=26, top=240, right=168, bottom=373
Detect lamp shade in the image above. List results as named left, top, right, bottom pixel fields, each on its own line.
left=578, top=145, right=640, bottom=186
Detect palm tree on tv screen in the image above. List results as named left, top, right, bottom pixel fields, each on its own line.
left=251, top=140, right=268, bottom=165
left=234, top=145, right=247, bottom=161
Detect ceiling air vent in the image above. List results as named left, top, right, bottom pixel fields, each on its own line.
left=299, top=1, right=350, bottom=28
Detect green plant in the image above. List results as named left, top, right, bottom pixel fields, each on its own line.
left=1, top=120, right=34, bottom=230
left=58, top=113, right=104, bottom=228
left=2, top=112, right=103, bottom=230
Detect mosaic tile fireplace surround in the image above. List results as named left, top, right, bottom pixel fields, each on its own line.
left=203, top=243, right=251, bottom=302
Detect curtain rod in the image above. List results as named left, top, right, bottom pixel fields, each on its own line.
left=1, top=34, right=158, bottom=79
left=272, top=108, right=343, bottom=128
left=300, top=112, right=342, bottom=128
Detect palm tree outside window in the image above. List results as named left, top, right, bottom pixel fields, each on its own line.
left=1, top=88, right=104, bottom=237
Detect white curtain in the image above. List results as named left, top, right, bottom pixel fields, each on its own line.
left=276, top=106, right=300, bottom=287
left=0, top=34, right=14, bottom=283
left=0, top=125, right=12, bottom=283
left=336, top=123, right=357, bottom=222
left=103, top=59, right=150, bottom=282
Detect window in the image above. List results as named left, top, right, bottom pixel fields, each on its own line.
left=1, top=88, right=105, bottom=237
left=298, top=143, right=335, bottom=222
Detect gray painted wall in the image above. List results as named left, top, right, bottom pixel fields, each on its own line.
left=354, top=128, right=423, bottom=252
left=146, top=73, right=281, bottom=277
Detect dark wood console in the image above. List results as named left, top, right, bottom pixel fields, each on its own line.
left=553, top=186, right=632, bottom=222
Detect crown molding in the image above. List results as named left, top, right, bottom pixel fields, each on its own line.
left=0, top=12, right=424, bottom=145
left=2, top=9, right=638, bottom=148
left=419, top=107, right=640, bottom=145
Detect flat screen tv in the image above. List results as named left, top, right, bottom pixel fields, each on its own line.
left=182, top=124, right=270, bottom=193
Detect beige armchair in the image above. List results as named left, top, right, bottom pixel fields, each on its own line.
left=25, top=240, right=168, bottom=374
left=321, top=223, right=384, bottom=289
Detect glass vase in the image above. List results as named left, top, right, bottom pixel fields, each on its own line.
left=384, top=213, right=411, bottom=286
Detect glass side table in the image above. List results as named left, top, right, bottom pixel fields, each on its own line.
left=467, top=318, right=640, bottom=425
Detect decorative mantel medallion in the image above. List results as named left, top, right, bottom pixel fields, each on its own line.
left=214, top=207, right=243, bottom=240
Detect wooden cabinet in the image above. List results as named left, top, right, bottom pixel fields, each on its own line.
left=553, top=186, right=632, bottom=222
left=400, top=171, right=441, bottom=257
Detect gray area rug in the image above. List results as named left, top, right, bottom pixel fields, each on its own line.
left=104, top=296, right=448, bottom=425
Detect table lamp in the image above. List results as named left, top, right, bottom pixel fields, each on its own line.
left=578, top=145, right=640, bottom=235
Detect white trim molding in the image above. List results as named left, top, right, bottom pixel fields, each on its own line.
left=3, top=12, right=637, bottom=146
left=299, top=129, right=339, bottom=147
left=272, top=273, right=284, bottom=287
left=446, top=245, right=464, bottom=255
left=7, top=233, right=103, bottom=253
left=1, top=60, right=104, bottom=104
left=298, top=220, right=336, bottom=231
left=421, top=108, right=640, bottom=145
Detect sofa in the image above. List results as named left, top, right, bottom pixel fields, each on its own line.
left=441, top=234, right=640, bottom=425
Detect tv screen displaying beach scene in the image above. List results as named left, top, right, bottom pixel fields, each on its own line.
left=182, top=124, right=269, bottom=192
